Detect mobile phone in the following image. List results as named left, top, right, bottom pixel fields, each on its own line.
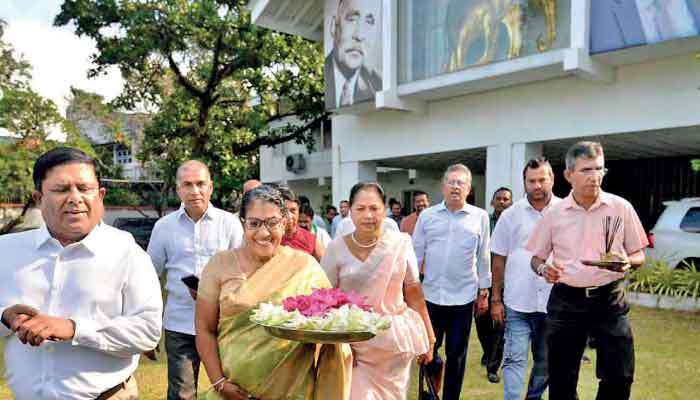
left=181, top=275, right=200, bottom=291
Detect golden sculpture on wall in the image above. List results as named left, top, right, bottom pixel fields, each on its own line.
left=447, top=0, right=558, bottom=71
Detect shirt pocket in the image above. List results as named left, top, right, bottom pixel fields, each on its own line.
left=423, top=214, right=449, bottom=244
left=550, top=213, right=578, bottom=255
left=454, top=220, right=479, bottom=251
left=201, top=226, right=228, bottom=256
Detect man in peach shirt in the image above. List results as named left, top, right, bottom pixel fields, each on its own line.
left=400, top=190, right=430, bottom=236
left=527, top=141, right=648, bottom=400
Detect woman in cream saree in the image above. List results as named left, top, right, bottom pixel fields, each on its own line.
left=321, top=183, right=436, bottom=400
left=195, top=186, right=351, bottom=400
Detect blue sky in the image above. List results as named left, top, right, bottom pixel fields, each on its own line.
left=1, top=0, right=123, bottom=115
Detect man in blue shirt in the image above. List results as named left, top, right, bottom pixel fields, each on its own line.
left=413, top=163, right=491, bottom=400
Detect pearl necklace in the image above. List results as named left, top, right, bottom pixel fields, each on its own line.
left=351, top=232, right=378, bottom=248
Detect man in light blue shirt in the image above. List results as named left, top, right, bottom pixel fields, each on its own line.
left=413, top=163, right=491, bottom=400
left=147, top=160, right=243, bottom=400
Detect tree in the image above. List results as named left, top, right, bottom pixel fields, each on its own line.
left=55, top=0, right=329, bottom=204
left=0, top=21, right=95, bottom=233
left=0, top=18, right=31, bottom=90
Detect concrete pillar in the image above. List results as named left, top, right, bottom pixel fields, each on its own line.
left=510, top=142, right=543, bottom=201
left=332, top=157, right=377, bottom=206
left=485, top=142, right=543, bottom=212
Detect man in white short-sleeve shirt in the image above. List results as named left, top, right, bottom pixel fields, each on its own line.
left=490, top=157, right=560, bottom=400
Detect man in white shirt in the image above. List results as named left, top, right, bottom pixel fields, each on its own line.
left=299, top=195, right=328, bottom=232
left=490, top=157, right=561, bottom=400
left=298, top=203, right=332, bottom=249
left=147, top=160, right=243, bottom=400
left=330, top=199, right=350, bottom=238
left=0, top=147, right=163, bottom=400
left=412, top=163, right=491, bottom=400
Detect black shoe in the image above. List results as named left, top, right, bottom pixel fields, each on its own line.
left=487, top=372, right=500, bottom=383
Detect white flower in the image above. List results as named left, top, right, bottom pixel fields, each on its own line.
left=251, top=303, right=391, bottom=333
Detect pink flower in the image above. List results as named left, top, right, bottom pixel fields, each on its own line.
left=281, top=288, right=372, bottom=317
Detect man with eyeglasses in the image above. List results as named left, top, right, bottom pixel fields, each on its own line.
left=413, top=163, right=491, bottom=400
left=147, top=160, right=244, bottom=400
left=527, top=141, right=648, bottom=400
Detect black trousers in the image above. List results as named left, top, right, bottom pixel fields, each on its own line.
left=546, top=280, right=635, bottom=400
left=426, top=301, right=474, bottom=400
left=165, top=330, right=201, bottom=400
left=475, top=289, right=505, bottom=374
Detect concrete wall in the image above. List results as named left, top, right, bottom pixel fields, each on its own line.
left=280, top=179, right=333, bottom=214
left=332, top=54, right=700, bottom=207
left=377, top=169, right=486, bottom=210
left=332, top=54, right=700, bottom=163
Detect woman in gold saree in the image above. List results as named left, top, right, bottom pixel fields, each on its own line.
left=195, top=186, right=352, bottom=400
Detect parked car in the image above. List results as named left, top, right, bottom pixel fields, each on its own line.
left=112, top=217, right=159, bottom=250
left=645, top=198, right=700, bottom=269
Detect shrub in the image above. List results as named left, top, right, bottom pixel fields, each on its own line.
left=627, top=259, right=700, bottom=300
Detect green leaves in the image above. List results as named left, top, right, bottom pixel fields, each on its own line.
left=691, top=159, right=700, bottom=172
left=56, top=0, right=327, bottom=207
left=628, top=259, right=700, bottom=300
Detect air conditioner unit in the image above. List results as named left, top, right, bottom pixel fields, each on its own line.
left=285, top=153, right=306, bottom=173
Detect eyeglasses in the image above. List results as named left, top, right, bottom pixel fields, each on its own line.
left=576, top=167, right=608, bottom=176
left=243, top=217, right=283, bottom=231
left=178, top=181, right=210, bottom=192
left=445, top=179, right=468, bottom=188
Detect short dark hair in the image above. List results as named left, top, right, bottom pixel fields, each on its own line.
left=277, top=185, right=298, bottom=204
left=325, top=205, right=338, bottom=213
left=413, top=190, right=429, bottom=199
left=299, top=204, right=315, bottom=218
left=349, top=182, right=386, bottom=206
left=33, top=147, right=100, bottom=191
left=491, top=187, right=512, bottom=201
left=522, top=156, right=553, bottom=180
left=298, top=195, right=311, bottom=206
left=239, top=185, right=286, bottom=221
left=339, top=200, right=349, bottom=206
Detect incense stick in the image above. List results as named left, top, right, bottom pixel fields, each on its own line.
left=604, top=216, right=622, bottom=254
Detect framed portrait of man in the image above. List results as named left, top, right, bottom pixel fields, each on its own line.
left=324, top=0, right=383, bottom=110
left=590, top=0, right=700, bottom=53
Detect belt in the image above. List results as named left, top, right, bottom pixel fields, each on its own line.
left=96, top=376, right=131, bottom=400
left=554, top=279, right=624, bottom=299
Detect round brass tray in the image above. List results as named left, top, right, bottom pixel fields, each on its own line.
left=258, top=324, right=376, bottom=344
left=581, top=260, right=627, bottom=271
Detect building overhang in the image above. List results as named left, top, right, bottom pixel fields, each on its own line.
left=250, top=0, right=700, bottom=115
left=249, top=0, right=324, bottom=42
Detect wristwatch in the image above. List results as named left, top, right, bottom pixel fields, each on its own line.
left=536, top=263, right=548, bottom=277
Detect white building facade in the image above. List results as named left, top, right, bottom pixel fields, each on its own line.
left=253, top=0, right=700, bottom=226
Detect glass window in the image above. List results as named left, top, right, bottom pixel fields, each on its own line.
left=680, top=207, right=700, bottom=233
left=115, top=146, right=132, bottom=165
left=322, top=119, right=332, bottom=150
left=398, top=0, right=571, bottom=83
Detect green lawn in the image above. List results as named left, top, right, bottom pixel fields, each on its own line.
left=1, top=306, right=698, bottom=399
